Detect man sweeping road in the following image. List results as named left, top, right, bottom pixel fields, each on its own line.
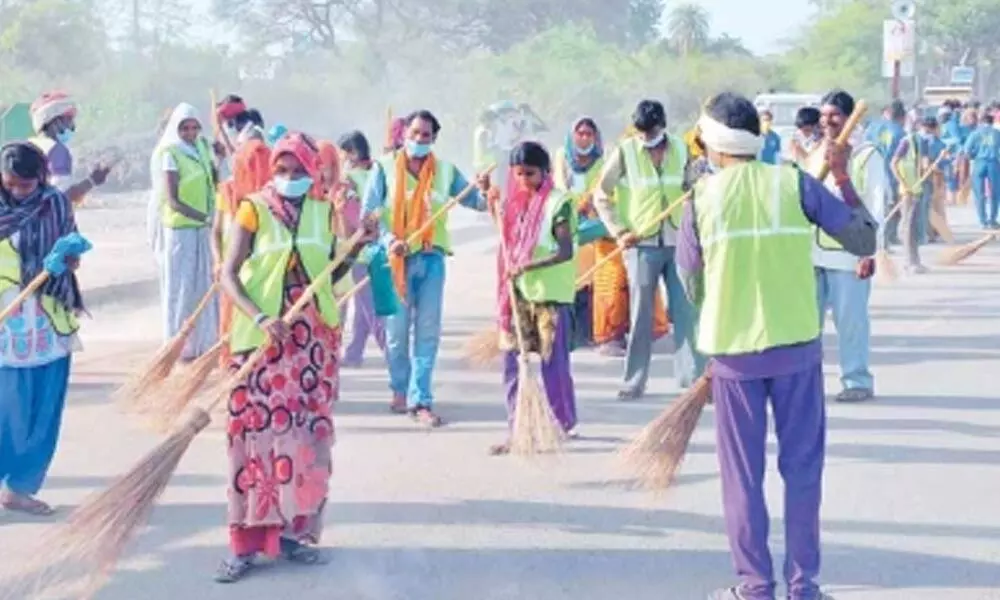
left=674, top=91, right=877, bottom=600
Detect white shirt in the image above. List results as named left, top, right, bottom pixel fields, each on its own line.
left=812, top=143, right=887, bottom=271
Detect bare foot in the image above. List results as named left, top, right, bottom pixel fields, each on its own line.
left=411, top=407, right=444, bottom=428
left=1, top=492, right=55, bottom=516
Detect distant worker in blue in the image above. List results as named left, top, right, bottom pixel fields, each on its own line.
left=939, top=107, right=964, bottom=206
left=756, top=106, right=782, bottom=164
left=872, top=101, right=908, bottom=245
left=963, top=109, right=1000, bottom=229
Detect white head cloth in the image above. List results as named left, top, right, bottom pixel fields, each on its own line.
left=696, top=114, right=764, bottom=156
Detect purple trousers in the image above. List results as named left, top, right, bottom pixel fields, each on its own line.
left=343, top=264, right=387, bottom=365
left=713, top=365, right=825, bottom=600
left=502, top=305, right=577, bottom=433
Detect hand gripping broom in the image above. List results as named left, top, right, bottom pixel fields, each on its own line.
left=618, top=100, right=869, bottom=491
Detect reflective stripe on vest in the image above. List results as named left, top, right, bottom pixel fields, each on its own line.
left=0, top=239, right=78, bottom=336
left=160, top=138, right=215, bottom=229
left=619, top=135, right=687, bottom=236
left=515, top=190, right=577, bottom=305
left=693, top=162, right=819, bottom=355
left=377, top=154, right=456, bottom=255
left=228, top=195, right=340, bottom=354
left=815, top=146, right=876, bottom=251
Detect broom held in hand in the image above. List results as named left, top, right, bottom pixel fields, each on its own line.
left=884, top=150, right=950, bottom=222
left=0, top=232, right=92, bottom=327
left=812, top=100, right=868, bottom=182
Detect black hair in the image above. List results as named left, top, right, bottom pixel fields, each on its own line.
left=795, top=106, right=821, bottom=128
left=922, top=116, right=938, bottom=128
left=574, top=117, right=599, bottom=133
left=230, top=108, right=264, bottom=131
left=405, top=110, right=442, bottom=136
left=822, top=89, right=857, bottom=119
left=1, top=142, right=48, bottom=182
left=704, top=92, right=761, bottom=138
left=337, top=130, right=372, bottom=162
left=509, top=140, right=551, bottom=172
left=631, top=100, right=667, bottom=133
left=982, top=111, right=994, bottom=125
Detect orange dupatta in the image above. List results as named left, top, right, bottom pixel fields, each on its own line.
left=390, top=150, right=437, bottom=298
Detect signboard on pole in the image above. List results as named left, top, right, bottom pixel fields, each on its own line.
left=950, top=66, right=975, bottom=86
left=882, top=19, right=915, bottom=78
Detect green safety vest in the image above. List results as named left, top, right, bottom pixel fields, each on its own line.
left=377, top=153, right=456, bottom=255
left=815, top=145, right=877, bottom=251
left=229, top=194, right=341, bottom=354
left=0, top=239, right=78, bottom=336
left=514, top=190, right=578, bottom=304
left=617, top=135, right=687, bottom=237
left=693, top=162, right=819, bottom=355
left=346, top=167, right=370, bottom=196
left=159, top=138, right=215, bottom=229
left=896, top=133, right=921, bottom=192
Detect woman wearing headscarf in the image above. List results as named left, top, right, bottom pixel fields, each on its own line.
left=491, top=141, right=577, bottom=454
left=554, top=118, right=668, bottom=355
left=216, top=132, right=375, bottom=582
left=0, top=142, right=86, bottom=516
left=335, top=131, right=388, bottom=366
left=150, top=103, right=219, bottom=363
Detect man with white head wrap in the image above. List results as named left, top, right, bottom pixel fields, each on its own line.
left=28, top=91, right=111, bottom=205
left=674, top=91, right=876, bottom=600
left=592, top=99, right=706, bottom=398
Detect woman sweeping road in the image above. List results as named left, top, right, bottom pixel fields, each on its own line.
left=216, top=132, right=375, bottom=582
left=491, top=141, right=578, bottom=454
left=151, top=103, right=219, bottom=363
left=0, top=142, right=86, bottom=516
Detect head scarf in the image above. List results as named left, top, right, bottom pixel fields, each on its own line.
left=267, top=124, right=288, bottom=147
left=149, top=103, right=203, bottom=195
left=316, top=140, right=341, bottom=193
left=563, top=117, right=603, bottom=174
left=30, top=91, right=77, bottom=133
left=0, top=142, right=83, bottom=312
left=261, top=132, right=320, bottom=228
left=217, top=97, right=247, bottom=122
left=696, top=113, right=763, bottom=156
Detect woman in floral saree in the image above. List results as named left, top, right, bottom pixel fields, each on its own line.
left=216, top=132, right=374, bottom=582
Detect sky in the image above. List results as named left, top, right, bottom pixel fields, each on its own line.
left=180, top=0, right=815, bottom=56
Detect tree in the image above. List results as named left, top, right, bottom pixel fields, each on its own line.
left=666, top=2, right=710, bottom=56
left=707, top=33, right=751, bottom=57
left=0, top=0, right=106, bottom=78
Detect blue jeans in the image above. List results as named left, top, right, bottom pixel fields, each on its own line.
left=0, top=356, right=72, bottom=495
left=916, top=184, right=932, bottom=245
left=384, top=252, right=445, bottom=408
left=815, top=268, right=873, bottom=392
left=971, top=160, right=1000, bottom=226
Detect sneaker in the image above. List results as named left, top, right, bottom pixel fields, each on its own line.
left=214, top=555, right=255, bottom=583
left=835, top=388, right=874, bottom=403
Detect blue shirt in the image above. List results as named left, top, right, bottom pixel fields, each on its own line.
left=757, top=130, right=782, bottom=165
left=963, top=125, right=1000, bottom=162
left=360, top=154, right=488, bottom=251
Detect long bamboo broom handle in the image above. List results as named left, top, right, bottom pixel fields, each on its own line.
left=575, top=190, right=692, bottom=287
left=489, top=204, right=531, bottom=360
left=177, top=282, right=220, bottom=336
left=0, top=271, right=49, bottom=327
left=884, top=151, right=951, bottom=222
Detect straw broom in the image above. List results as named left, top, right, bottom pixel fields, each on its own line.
left=0, top=233, right=92, bottom=328
left=114, top=283, right=220, bottom=411
left=494, top=207, right=564, bottom=456
left=617, top=101, right=869, bottom=491
left=464, top=190, right=694, bottom=367
left=135, top=168, right=494, bottom=432
left=937, top=230, right=999, bottom=266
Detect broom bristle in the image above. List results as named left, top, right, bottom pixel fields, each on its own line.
left=938, top=233, right=996, bottom=266
left=141, top=344, right=224, bottom=433
left=875, top=249, right=898, bottom=282
left=618, top=376, right=712, bottom=490
left=509, top=360, right=564, bottom=456
left=928, top=211, right=955, bottom=244
left=464, top=328, right=502, bottom=367
left=112, top=336, right=187, bottom=411
left=0, top=410, right=212, bottom=600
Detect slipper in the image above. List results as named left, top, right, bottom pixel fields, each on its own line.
left=280, top=538, right=325, bottom=565
left=214, top=556, right=255, bottom=583
left=1, top=493, right=55, bottom=517
left=411, top=407, right=444, bottom=428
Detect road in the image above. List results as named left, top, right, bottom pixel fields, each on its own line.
left=1, top=194, right=998, bottom=600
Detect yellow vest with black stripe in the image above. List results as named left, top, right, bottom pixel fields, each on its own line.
left=618, top=135, right=687, bottom=236
left=693, top=162, right=819, bottom=355
left=228, top=195, right=341, bottom=354
left=814, top=145, right=877, bottom=251
left=515, top=190, right=578, bottom=304
left=377, top=153, right=456, bottom=255
left=159, top=138, right=215, bottom=229
left=0, top=239, right=78, bottom=336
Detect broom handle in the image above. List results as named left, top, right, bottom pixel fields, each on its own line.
left=575, top=190, right=692, bottom=287
left=384, top=106, right=394, bottom=151
left=0, top=271, right=50, bottom=327
left=178, top=282, right=220, bottom=336
left=812, top=100, right=868, bottom=182
left=884, top=151, right=950, bottom=222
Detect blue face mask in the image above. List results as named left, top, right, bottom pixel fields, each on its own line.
left=406, top=140, right=432, bottom=158
left=273, top=175, right=313, bottom=198
left=56, top=129, right=74, bottom=145
left=575, top=143, right=595, bottom=155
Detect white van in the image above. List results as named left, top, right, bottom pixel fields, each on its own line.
left=753, top=93, right=822, bottom=157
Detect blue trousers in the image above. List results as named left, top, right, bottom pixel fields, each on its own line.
left=384, top=252, right=445, bottom=408
left=0, top=356, right=71, bottom=495
left=815, top=268, right=873, bottom=391
left=916, top=184, right=932, bottom=245
left=970, top=160, right=1000, bottom=226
